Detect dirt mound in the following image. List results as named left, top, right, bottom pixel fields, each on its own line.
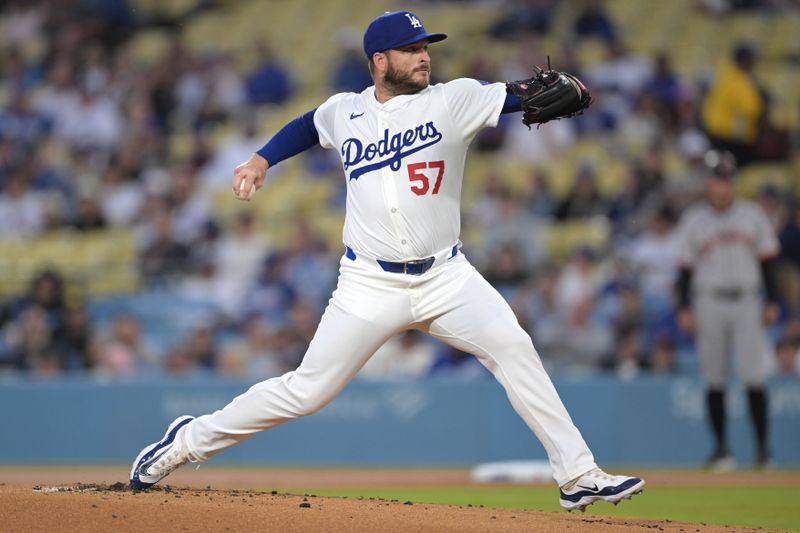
left=1, top=483, right=768, bottom=533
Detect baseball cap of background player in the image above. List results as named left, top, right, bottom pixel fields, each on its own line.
left=704, top=149, right=737, bottom=180
left=363, top=11, right=447, bottom=58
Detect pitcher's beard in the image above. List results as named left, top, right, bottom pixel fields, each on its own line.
left=384, top=64, right=429, bottom=95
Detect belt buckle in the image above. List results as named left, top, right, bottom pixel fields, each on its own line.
left=404, top=259, right=427, bottom=275
left=403, top=260, right=417, bottom=274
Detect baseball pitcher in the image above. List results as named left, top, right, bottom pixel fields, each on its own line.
left=130, top=11, right=644, bottom=511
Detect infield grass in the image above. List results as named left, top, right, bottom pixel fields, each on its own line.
left=280, top=485, right=800, bottom=531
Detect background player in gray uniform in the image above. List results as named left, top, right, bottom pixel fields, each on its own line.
left=675, top=150, right=780, bottom=469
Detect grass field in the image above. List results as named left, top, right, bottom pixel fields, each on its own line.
left=285, top=485, right=800, bottom=531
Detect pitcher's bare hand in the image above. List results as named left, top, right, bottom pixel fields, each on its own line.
left=233, top=153, right=269, bottom=201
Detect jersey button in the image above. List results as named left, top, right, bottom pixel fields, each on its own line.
left=401, top=240, right=407, bottom=244
left=391, top=208, right=397, bottom=213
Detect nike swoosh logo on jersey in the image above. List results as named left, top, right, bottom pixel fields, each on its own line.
left=349, top=111, right=365, bottom=120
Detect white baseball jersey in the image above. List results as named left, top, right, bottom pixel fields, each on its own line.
left=676, top=199, right=779, bottom=291
left=313, top=79, right=507, bottom=261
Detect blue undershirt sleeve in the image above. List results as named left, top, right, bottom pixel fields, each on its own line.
left=256, top=108, right=320, bottom=167
left=477, top=79, right=521, bottom=114
left=502, top=93, right=522, bottom=114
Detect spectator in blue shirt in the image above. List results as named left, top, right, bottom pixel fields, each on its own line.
left=245, top=43, right=293, bottom=105
left=574, top=0, right=616, bottom=42
left=331, top=46, right=373, bottom=93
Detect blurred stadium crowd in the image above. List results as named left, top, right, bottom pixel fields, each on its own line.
left=1, top=0, right=800, bottom=380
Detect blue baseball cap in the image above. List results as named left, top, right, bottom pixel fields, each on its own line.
left=363, top=11, right=447, bottom=58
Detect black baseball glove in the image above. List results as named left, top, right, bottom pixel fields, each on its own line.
left=506, top=62, right=592, bottom=128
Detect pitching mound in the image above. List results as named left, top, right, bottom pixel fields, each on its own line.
left=1, top=482, right=768, bottom=533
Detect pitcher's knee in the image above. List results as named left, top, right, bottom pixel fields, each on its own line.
left=479, top=328, right=540, bottom=372
left=494, top=328, right=535, bottom=355
left=274, top=367, right=349, bottom=418
left=291, top=395, right=331, bottom=417
left=281, top=381, right=335, bottom=418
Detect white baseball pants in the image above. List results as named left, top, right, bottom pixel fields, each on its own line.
left=185, top=249, right=597, bottom=485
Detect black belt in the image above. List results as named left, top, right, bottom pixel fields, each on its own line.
left=345, top=245, right=457, bottom=275
left=377, top=256, right=436, bottom=274
left=711, top=288, right=746, bottom=300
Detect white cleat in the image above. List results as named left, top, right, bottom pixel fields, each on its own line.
left=559, top=468, right=645, bottom=511
left=706, top=452, right=737, bottom=472
left=130, top=416, right=195, bottom=490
